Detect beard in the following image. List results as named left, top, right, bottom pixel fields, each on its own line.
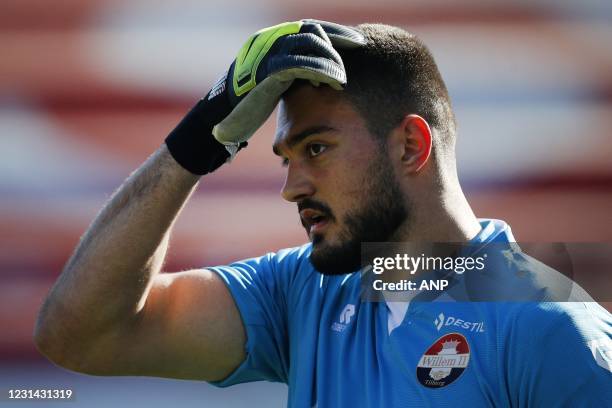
left=309, top=150, right=410, bottom=275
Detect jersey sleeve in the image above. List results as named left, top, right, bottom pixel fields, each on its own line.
left=507, top=302, right=612, bottom=407
left=206, top=250, right=295, bottom=386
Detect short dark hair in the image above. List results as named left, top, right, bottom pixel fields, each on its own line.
left=338, top=24, right=456, bottom=150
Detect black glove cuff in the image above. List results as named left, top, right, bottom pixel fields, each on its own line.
left=165, top=90, right=233, bottom=175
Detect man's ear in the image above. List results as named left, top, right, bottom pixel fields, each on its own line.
left=394, top=114, right=432, bottom=173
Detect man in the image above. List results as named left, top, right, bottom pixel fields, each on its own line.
left=34, top=20, right=611, bottom=407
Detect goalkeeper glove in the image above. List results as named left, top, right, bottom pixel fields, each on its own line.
left=165, top=19, right=365, bottom=175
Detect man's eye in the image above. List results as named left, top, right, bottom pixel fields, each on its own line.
left=308, top=143, right=327, bottom=157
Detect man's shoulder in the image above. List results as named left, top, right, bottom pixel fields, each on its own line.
left=226, top=243, right=312, bottom=270
left=249, top=243, right=318, bottom=283
left=272, top=243, right=312, bottom=264
left=463, top=243, right=596, bottom=302
left=507, top=300, right=609, bottom=324
left=497, top=301, right=611, bottom=352
left=261, top=243, right=315, bottom=276
left=209, top=243, right=315, bottom=289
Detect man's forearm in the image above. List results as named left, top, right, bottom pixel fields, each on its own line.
left=35, top=145, right=199, bottom=361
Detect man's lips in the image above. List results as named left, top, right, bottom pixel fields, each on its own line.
left=300, top=208, right=331, bottom=234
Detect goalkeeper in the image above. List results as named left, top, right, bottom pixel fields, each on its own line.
left=35, top=20, right=611, bottom=407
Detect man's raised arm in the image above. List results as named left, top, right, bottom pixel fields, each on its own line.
left=34, top=20, right=364, bottom=381
left=34, top=146, right=248, bottom=380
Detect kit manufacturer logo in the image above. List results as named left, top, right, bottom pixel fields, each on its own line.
left=331, top=304, right=355, bottom=333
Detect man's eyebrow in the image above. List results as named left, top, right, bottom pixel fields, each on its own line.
left=272, top=125, right=337, bottom=156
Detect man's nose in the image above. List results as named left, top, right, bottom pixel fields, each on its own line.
left=281, top=162, right=315, bottom=202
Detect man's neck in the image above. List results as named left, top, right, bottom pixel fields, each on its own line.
left=397, top=185, right=481, bottom=243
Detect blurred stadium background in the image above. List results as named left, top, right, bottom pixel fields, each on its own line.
left=1, top=0, right=611, bottom=406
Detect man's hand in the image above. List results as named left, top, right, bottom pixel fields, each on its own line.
left=213, top=19, right=365, bottom=146
left=165, top=20, right=364, bottom=175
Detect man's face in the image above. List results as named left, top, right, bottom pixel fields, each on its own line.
left=273, top=85, right=409, bottom=275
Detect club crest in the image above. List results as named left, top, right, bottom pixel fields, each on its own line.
left=417, top=333, right=470, bottom=388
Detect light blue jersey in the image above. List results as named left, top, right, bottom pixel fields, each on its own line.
left=209, top=220, right=612, bottom=407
